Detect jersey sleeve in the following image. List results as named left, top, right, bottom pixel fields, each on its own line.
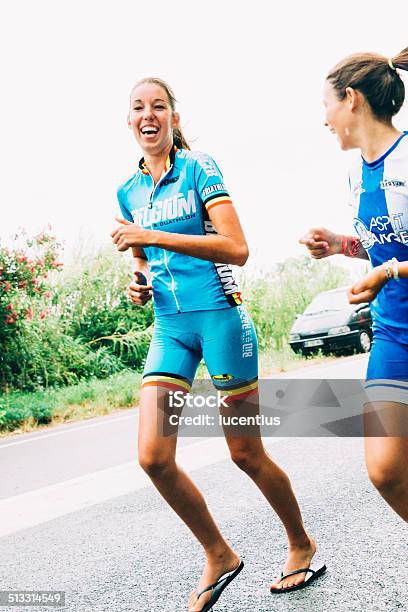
left=192, top=153, right=233, bottom=213
left=117, top=187, right=134, bottom=223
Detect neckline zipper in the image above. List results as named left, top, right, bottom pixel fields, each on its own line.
left=144, top=160, right=182, bottom=313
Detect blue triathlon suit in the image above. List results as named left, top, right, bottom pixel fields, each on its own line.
left=117, top=146, right=258, bottom=398
left=349, top=131, right=408, bottom=399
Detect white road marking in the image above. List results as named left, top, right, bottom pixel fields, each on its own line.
left=0, top=412, right=137, bottom=450
left=0, top=437, right=231, bottom=538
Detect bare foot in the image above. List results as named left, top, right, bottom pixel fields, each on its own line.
left=188, top=548, right=241, bottom=611
left=270, top=534, right=317, bottom=592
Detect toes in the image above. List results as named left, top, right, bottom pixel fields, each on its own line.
left=270, top=581, right=282, bottom=590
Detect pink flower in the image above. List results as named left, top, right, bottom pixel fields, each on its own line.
left=45, top=291, right=52, bottom=299
left=25, top=307, right=33, bottom=321
left=39, top=310, right=47, bottom=320
left=5, top=303, right=13, bottom=311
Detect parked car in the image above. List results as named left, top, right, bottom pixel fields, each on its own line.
left=288, top=287, right=372, bottom=356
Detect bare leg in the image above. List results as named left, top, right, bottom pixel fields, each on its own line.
left=138, top=386, right=240, bottom=611
left=222, top=391, right=317, bottom=591
left=364, top=401, right=408, bottom=522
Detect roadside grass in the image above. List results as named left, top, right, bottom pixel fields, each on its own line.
left=0, top=348, right=342, bottom=436
left=0, top=370, right=141, bottom=435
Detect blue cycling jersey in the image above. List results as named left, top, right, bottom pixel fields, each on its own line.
left=117, top=147, right=243, bottom=316
left=349, top=131, right=408, bottom=344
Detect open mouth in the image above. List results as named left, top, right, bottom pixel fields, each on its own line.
left=141, top=126, right=159, bottom=136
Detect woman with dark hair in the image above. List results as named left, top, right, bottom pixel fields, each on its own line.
left=111, top=77, right=325, bottom=610
left=301, top=47, right=408, bottom=521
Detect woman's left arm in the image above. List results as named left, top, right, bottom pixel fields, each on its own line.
left=348, top=260, right=408, bottom=304
left=111, top=204, right=249, bottom=266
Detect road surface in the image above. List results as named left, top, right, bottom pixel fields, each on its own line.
left=1, top=354, right=407, bottom=611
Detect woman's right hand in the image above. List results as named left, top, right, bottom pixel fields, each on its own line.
left=299, top=227, right=343, bottom=259
left=128, top=271, right=153, bottom=306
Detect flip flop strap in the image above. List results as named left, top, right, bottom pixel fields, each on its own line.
left=280, top=567, right=315, bottom=581
left=196, top=567, right=239, bottom=599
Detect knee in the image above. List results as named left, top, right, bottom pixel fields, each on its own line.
left=138, top=451, right=174, bottom=479
left=367, top=460, right=405, bottom=494
left=230, top=447, right=264, bottom=476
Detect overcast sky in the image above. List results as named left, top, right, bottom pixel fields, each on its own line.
left=1, top=0, right=407, bottom=274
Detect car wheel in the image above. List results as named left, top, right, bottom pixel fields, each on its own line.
left=356, top=330, right=371, bottom=353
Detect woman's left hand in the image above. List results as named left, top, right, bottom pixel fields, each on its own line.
left=347, top=266, right=388, bottom=304
left=111, top=217, right=151, bottom=252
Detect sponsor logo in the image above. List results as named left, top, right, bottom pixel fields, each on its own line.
left=238, top=307, right=254, bottom=358
left=132, top=190, right=197, bottom=227
left=354, top=219, right=378, bottom=250
left=380, top=178, right=406, bottom=189
left=160, top=175, right=179, bottom=187
left=354, top=216, right=408, bottom=249
left=204, top=220, right=240, bottom=296
left=212, top=373, right=234, bottom=382
left=369, top=213, right=404, bottom=232
left=194, top=153, right=219, bottom=178
left=202, top=183, right=226, bottom=199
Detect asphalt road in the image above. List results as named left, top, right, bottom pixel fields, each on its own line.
left=1, top=354, right=407, bottom=611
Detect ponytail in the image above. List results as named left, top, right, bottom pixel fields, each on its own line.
left=392, top=46, right=408, bottom=72
left=173, top=126, right=190, bottom=150
left=327, top=45, right=408, bottom=122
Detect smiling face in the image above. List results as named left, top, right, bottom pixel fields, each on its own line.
left=128, top=82, right=180, bottom=156
left=323, top=81, right=359, bottom=150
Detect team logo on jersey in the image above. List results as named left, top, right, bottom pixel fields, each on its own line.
left=353, top=219, right=376, bottom=250
left=132, top=190, right=197, bottom=227
left=212, top=374, right=234, bottom=382
left=380, top=178, right=406, bottom=189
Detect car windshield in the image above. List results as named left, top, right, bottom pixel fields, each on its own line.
left=303, top=290, right=350, bottom=315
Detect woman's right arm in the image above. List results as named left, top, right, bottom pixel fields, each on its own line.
left=128, top=247, right=153, bottom=306
left=299, top=227, right=369, bottom=260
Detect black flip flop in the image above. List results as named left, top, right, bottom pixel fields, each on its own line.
left=270, top=564, right=327, bottom=594
left=193, top=560, right=244, bottom=611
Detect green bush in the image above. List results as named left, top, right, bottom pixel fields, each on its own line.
left=56, top=247, right=153, bottom=368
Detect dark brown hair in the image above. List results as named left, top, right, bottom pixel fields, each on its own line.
left=327, top=46, right=408, bottom=122
left=130, top=77, right=190, bottom=150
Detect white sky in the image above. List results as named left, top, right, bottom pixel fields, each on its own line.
left=1, top=0, right=407, bottom=274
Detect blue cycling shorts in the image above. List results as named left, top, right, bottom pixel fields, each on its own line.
left=365, top=326, right=408, bottom=405
left=142, top=305, right=258, bottom=401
